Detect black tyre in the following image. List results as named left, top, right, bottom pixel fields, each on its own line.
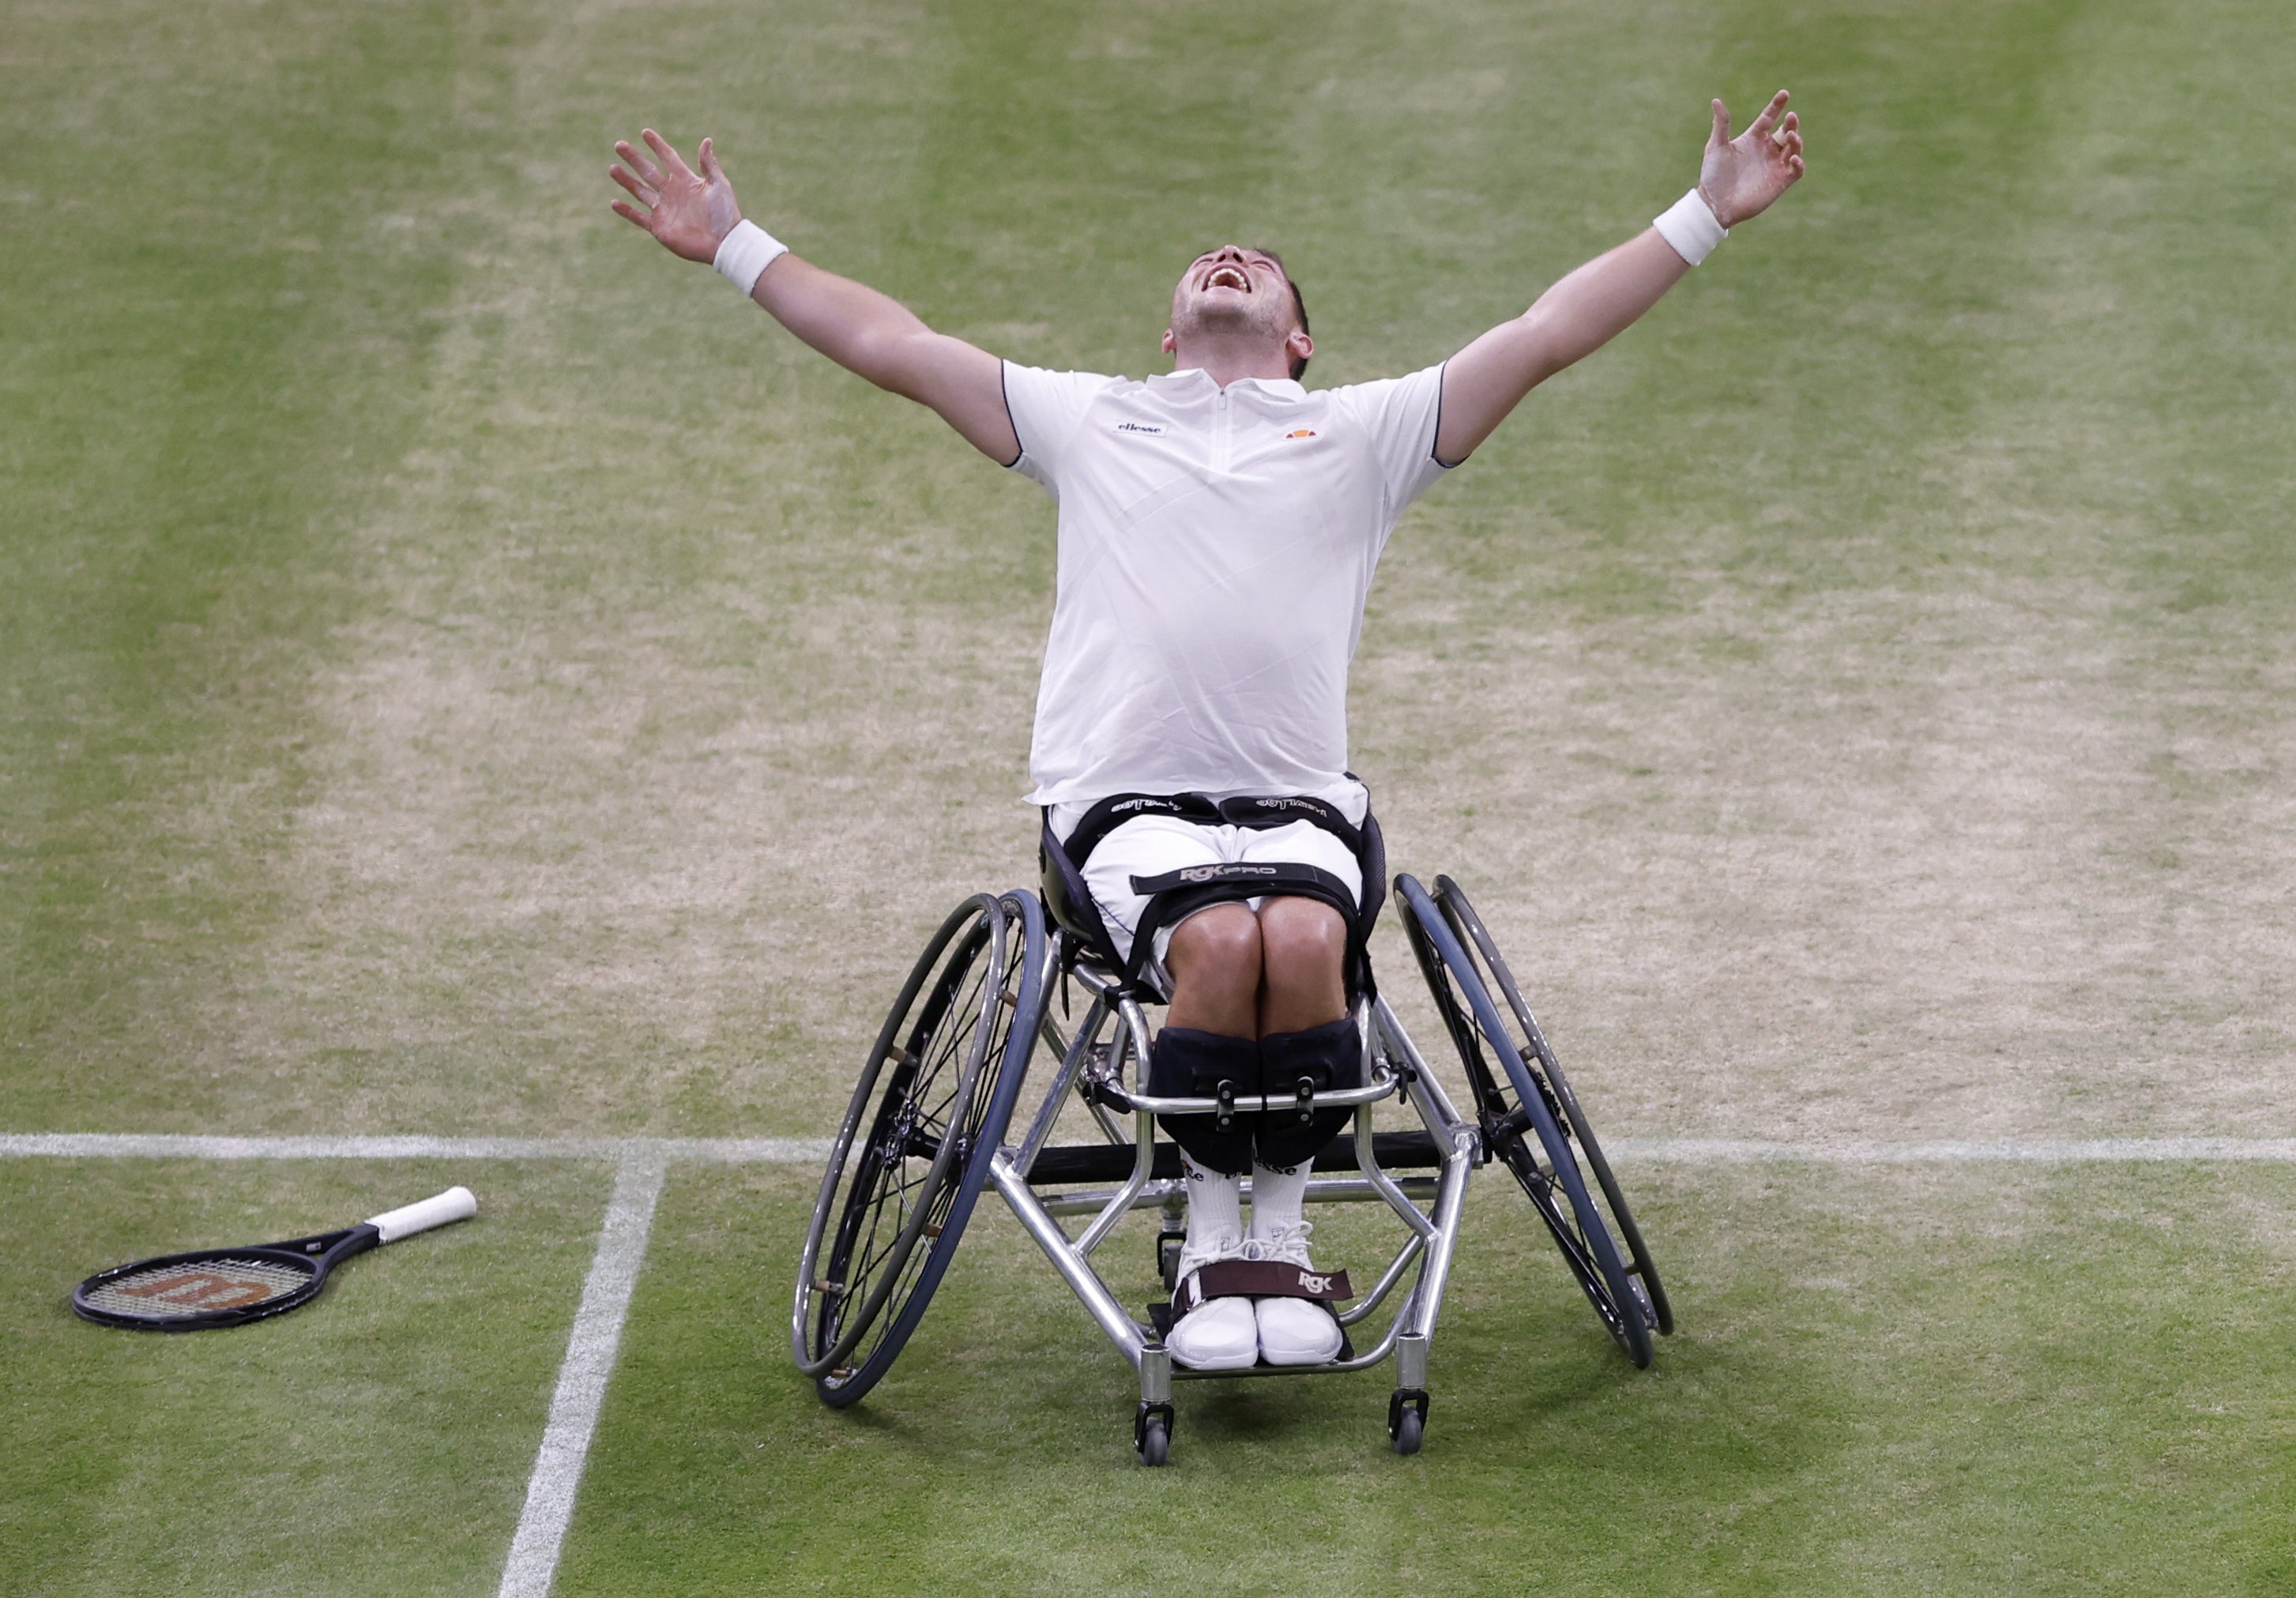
left=1396, top=874, right=1656, bottom=1368
left=1138, top=1413, right=1171, bottom=1467
left=792, top=892, right=1045, bottom=1405
left=1392, top=1406, right=1425, bottom=1456
left=1433, top=875, right=1672, bottom=1338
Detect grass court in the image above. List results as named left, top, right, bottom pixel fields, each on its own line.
left=5, top=0, right=2293, bottom=1591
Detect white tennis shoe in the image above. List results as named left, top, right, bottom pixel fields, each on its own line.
left=1165, top=1230, right=1258, bottom=1371
left=1247, top=1221, right=1345, bottom=1366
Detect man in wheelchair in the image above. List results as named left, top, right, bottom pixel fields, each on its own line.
left=611, top=95, right=1805, bottom=1371
left=1040, top=788, right=1383, bottom=1367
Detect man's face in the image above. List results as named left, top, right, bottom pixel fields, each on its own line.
left=1165, top=245, right=1301, bottom=352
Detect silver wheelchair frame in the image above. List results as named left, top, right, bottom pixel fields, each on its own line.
left=995, top=949, right=1474, bottom=1461
left=792, top=872, right=1670, bottom=1465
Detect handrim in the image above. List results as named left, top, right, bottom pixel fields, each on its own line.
left=791, top=894, right=1007, bottom=1378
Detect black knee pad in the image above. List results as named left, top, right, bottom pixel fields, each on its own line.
left=1146, top=1027, right=1259, bottom=1176
left=1254, top=1018, right=1361, bottom=1168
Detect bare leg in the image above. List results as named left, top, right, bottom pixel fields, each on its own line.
left=1164, top=902, right=1262, bottom=1035
left=1157, top=905, right=1265, bottom=1369
left=1254, top=895, right=1348, bottom=1036
left=1160, top=897, right=1353, bottom=1368
left=1247, top=896, right=1353, bottom=1361
left=1156, top=904, right=1264, bottom=1175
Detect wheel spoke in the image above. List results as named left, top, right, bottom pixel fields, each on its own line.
left=1399, top=875, right=1662, bottom=1366
left=801, top=886, right=1056, bottom=1396
left=797, top=893, right=1042, bottom=1397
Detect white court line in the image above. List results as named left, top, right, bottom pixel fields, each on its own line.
left=495, top=1146, right=667, bottom=1598
left=2, top=1129, right=826, bottom=1598
left=9, top=1131, right=2296, bottom=1164
left=20, top=1126, right=2296, bottom=1598
left=1605, top=1137, right=2296, bottom=1164
left=0, top=1132, right=830, bottom=1162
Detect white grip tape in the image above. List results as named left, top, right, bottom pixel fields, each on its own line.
left=713, top=219, right=787, bottom=296
left=1653, top=188, right=1728, bottom=265
left=367, top=1186, right=478, bottom=1243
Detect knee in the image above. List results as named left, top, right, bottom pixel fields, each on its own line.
left=1167, top=903, right=1263, bottom=990
left=1257, top=897, right=1347, bottom=984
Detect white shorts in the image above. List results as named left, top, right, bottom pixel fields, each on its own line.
left=1067, top=814, right=1363, bottom=984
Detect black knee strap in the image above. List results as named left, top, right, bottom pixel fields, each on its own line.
left=1259, top=1017, right=1364, bottom=1100
left=1146, top=1028, right=1258, bottom=1176
left=1254, top=1019, right=1362, bottom=1168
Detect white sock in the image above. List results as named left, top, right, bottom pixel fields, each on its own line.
left=1181, top=1151, right=1243, bottom=1254
left=1248, top=1159, right=1312, bottom=1241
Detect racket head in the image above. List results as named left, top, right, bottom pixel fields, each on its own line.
left=73, top=1225, right=378, bottom=1331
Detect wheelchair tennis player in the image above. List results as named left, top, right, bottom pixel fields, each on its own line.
left=610, top=94, right=1803, bottom=1371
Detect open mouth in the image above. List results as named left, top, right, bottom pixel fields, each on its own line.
left=1205, top=264, right=1250, bottom=292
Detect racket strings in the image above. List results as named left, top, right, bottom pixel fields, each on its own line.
left=81, top=1256, right=313, bottom=1319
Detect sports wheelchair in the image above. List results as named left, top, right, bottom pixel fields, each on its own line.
left=792, top=810, right=1672, bottom=1465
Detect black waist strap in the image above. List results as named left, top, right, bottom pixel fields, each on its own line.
left=1057, top=790, right=1365, bottom=874
left=1045, top=786, right=1387, bottom=999
left=1129, top=861, right=1323, bottom=897
left=1125, top=863, right=1364, bottom=991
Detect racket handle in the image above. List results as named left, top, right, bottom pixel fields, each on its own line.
left=367, top=1186, right=479, bottom=1243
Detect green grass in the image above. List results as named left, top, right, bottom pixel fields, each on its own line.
left=544, top=1163, right=2296, bottom=1595
left=3, top=0, right=2291, bottom=1591
left=10, top=1156, right=2295, bottom=1595
left=0, top=1158, right=612, bottom=1595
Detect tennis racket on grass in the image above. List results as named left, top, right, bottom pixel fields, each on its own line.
left=72, top=1186, right=478, bottom=1331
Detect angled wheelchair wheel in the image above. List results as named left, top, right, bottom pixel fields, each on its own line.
left=1433, top=876, right=1672, bottom=1340
left=1396, top=874, right=1658, bottom=1368
left=792, top=891, right=1045, bottom=1405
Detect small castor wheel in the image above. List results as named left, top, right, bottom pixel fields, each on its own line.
left=1156, top=1228, right=1185, bottom=1292
left=1135, top=1401, right=1175, bottom=1467
left=1387, top=1388, right=1428, bottom=1456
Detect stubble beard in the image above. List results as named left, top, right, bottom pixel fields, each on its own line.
left=1172, top=291, right=1292, bottom=362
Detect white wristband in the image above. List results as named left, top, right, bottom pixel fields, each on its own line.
left=1652, top=188, right=1727, bottom=266
left=713, top=219, right=787, bottom=296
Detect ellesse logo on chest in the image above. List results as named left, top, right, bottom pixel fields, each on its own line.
left=1113, top=421, right=1165, bottom=436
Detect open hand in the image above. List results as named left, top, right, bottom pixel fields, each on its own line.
left=1697, top=91, right=1805, bottom=229
left=609, top=130, right=742, bottom=263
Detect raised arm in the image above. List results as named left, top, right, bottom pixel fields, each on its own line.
left=1433, top=92, right=1805, bottom=465
left=609, top=130, right=1020, bottom=466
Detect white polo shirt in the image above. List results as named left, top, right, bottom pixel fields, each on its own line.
left=1005, top=361, right=1452, bottom=810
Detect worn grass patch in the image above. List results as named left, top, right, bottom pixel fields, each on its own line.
left=6, top=0, right=2288, bottom=1145
left=3, top=0, right=2291, bottom=1591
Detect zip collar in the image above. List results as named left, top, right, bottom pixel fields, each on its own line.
left=1147, top=369, right=1307, bottom=401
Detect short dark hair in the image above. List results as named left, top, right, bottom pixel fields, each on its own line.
left=1196, top=246, right=1311, bottom=382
